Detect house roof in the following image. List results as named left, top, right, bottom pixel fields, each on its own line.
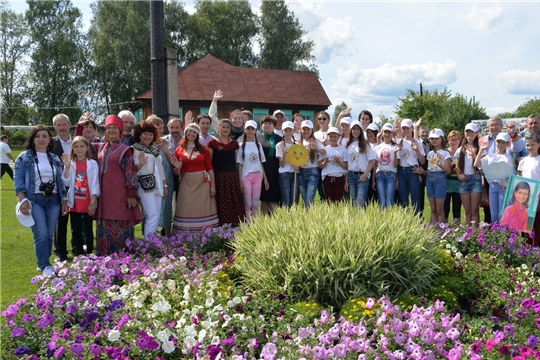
left=138, top=54, right=332, bottom=107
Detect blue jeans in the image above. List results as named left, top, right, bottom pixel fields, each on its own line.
left=426, top=171, right=448, bottom=199
left=298, top=167, right=319, bottom=208
left=31, top=193, right=61, bottom=271
left=398, top=166, right=421, bottom=215
left=279, top=172, right=297, bottom=207
left=376, top=171, right=396, bottom=209
left=489, top=182, right=505, bottom=222
left=348, top=171, right=370, bottom=208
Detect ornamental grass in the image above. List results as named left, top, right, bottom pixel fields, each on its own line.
left=233, top=202, right=441, bottom=308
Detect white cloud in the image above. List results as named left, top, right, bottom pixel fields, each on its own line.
left=460, top=5, right=503, bottom=32
left=485, top=105, right=517, bottom=117
left=333, top=61, right=459, bottom=100
left=497, top=69, right=540, bottom=95
left=290, top=1, right=356, bottom=64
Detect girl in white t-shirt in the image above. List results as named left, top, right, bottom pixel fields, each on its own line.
left=393, top=119, right=426, bottom=214
left=298, top=120, right=326, bottom=207
left=374, top=123, right=398, bottom=208
left=237, top=121, right=269, bottom=221
left=276, top=121, right=298, bottom=207
left=473, top=132, right=515, bottom=223
left=346, top=120, right=376, bottom=207
left=318, top=127, right=348, bottom=202
left=518, top=133, right=540, bottom=180
left=455, top=123, right=482, bottom=225
left=425, top=129, right=452, bottom=223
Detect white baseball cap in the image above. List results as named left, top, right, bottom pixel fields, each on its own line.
left=282, top=121, right=294, bottom=130
left=428, top=128, right=444, bottom=139
left=340, top=117, right=352, bottom=125
left=464, top=123, right=479, bottom=132
left=301, top=120, right=314, bottom=129
left=382, top=123, right=394, bottom=132
left=244, top=120, right=258, bottom=129
left=496, top=133, right=510, bottom=142
left=350, top=120, right=362, bottom=129
left=16, top=200, right=34, bottom=227
left=327, top=127, right=340, bottom=135
left=273, top=110, right=285, bottom=117
left=401, top=119, right=414, bottom=128
left=367, top=123, right=379, bottom=132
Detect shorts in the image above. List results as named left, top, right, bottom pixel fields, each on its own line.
left=459, top=172, right=483, bottom=194
left=426, top=171, right=447, bottom=199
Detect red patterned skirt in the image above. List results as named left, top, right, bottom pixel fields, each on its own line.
left=214, top=171, right=245, bottom=226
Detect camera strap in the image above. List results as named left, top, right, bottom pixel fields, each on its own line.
left=34, top=150, right=56, bottom=189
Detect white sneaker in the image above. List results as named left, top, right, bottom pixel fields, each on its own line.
left=42, top=266, right=55, bottom=278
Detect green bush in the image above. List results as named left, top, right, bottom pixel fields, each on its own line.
left=5, top=131, right=28, bottom=147
left=232, top=202, right=441, bottom=308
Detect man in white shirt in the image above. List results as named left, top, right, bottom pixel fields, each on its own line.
left=0, top=135, right=15, bottom=180
left=51, top=113, right=72, bottom=262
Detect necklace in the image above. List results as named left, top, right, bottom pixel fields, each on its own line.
left=187, top=143, right=195, bottom=148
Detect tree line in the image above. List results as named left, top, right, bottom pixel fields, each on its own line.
left=0, top=0, right=316, bottom=126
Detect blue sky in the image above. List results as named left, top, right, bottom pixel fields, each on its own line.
left=9, top=0, right=540, bottom=121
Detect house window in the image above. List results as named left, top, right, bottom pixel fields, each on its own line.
left=134, top=108, right=144, bottom=122
left=253, top=108, right=269, bottom=127
left=178, top=108, right=183, bottom=122
left=281, top=109, right=293, bottom=122
left=299, top=110, right=315, bottom=121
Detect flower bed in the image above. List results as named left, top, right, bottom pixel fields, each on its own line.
left=1, top=223, right=540, bottom=359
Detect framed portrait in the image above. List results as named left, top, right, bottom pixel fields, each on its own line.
left=500, top=175, right=540, bottom=233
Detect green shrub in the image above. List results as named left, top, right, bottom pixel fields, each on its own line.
left=6, top=131, right=28, bottom=147
left=232, top=202, right=441, bottom=308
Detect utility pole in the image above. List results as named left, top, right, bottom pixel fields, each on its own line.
left=150, top=0, right=168, bottom=122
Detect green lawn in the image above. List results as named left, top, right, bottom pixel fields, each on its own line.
left=0, top=149, right=478, bottom=310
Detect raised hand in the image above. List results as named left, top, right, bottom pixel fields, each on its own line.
left=213, top=89, right=223, bottom=100
left=61, top=153, right=71, bottom=167
left=340, top=107, right=352, bottom=117
left=138, top=151, right=148, bottom=167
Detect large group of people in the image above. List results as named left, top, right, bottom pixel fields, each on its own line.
left=11, top=93, right=540, bottom=277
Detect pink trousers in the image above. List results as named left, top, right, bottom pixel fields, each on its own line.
left=243, top=172, right=262, bottom=222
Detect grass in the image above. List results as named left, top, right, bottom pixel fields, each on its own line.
left=0, top=148, right=482, bottom=311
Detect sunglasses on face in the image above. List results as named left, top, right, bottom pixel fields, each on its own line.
left=318, top=117, right=327, bottom=121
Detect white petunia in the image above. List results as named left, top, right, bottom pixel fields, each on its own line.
left=185, top=336, right=197, bottom=349
left=108, top=329, right=120, bottom=341
left=157, top=330, right=170, bottom=342
left=206, top=297, right=215, bottom=307
left=198, top=329, right=207, bottom=342
left=162, top=340, right=175, bottom=354
left=211, top=336, right=220, bottom=345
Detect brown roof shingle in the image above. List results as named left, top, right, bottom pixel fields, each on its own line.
left=138, top=54, right=331, bottom=107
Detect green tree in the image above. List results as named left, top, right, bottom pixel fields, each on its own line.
left=514, top=97, right=540, bottom=117
left=26, top=0, right=84, bottom=124
left=88, top=0, right=151, bottom=116
left=378, top=112, right=395, bottom=126
left=186, top=0, right=258, bottom=67
left=258, top=0, right=317, bottom=73
left=0, top=1, right=32, bottom=125
left=164, top=0, right=190, bottom=68
left=395, top=88, right=487, bottom=136
left=332, top=101, right=349, bottom=126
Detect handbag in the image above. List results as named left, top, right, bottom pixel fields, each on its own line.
left=138, top=173, right=156, bottom=191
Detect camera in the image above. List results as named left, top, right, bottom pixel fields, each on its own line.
left=39, top=181, right=55, bottom=196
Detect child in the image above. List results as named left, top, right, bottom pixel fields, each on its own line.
left=346, top=120, right=376, bottom=207
left=455, top=123, right=483, bottom=225
left=500, top=181, right=531, bottom=232
left=474, top=132, right=516, bottom=223
left=518, top=133, right=540, bottom=246
left=374, top=123, right=398, bottom=209
left=393, top=119, right=426, bottom=215
left=318, top=127, right=348, bottom=202
left=276, top=121, right=298, bottom=207
left=425, top=129, right=452, bottom=223
left=62, top=136, right=100, bottom=256
left=237, top=120, right=269, bottom=221
left=298, top=120, right=326, bottom=207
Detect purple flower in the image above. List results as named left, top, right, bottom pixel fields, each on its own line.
left=366, top=298, right=375, bottom=309
left=503, top=324, right=514, bottom=337
left=220, top=337, right=235, bottom=347
left=528, top=335, right=538, bottom=348
left=312, top=346, right=329, bottom=360
left=298, top=327, right=309, bottom=339
left=522, top=298, right=534, bottom=309
left=249, top=337, right=259, bottom=349
left=54, top=346, right=66, bottom=358
left=89, top=344, right=102, bottom=355
left=22, top=313, right=35, bottom=322
left=320, top=310, right=329, bottom=323
left=333, top=343, right=347, bottom=357
left=499, top=345, right=511, bottom=355
left=10, top=326, right=25, bottom=337
left=535, top=317, right=540, bottom=330
left=207, top=345, right=223, bottom=360
left=136, top=337, right=149, bottom=350
left=494, top=330, right=505, bottom=344
left=14, top=347, right=29, bottom=355
left=448, top=348, right=461, bottom=360
left=520, top=347, right=533, bottom=357
left=70, top=343, right=84, bottom=356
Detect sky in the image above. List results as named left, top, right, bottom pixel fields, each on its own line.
left=8, top=0, right=540, bottom=122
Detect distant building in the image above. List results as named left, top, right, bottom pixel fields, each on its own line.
left=135, top=54, right=332, bottom=128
